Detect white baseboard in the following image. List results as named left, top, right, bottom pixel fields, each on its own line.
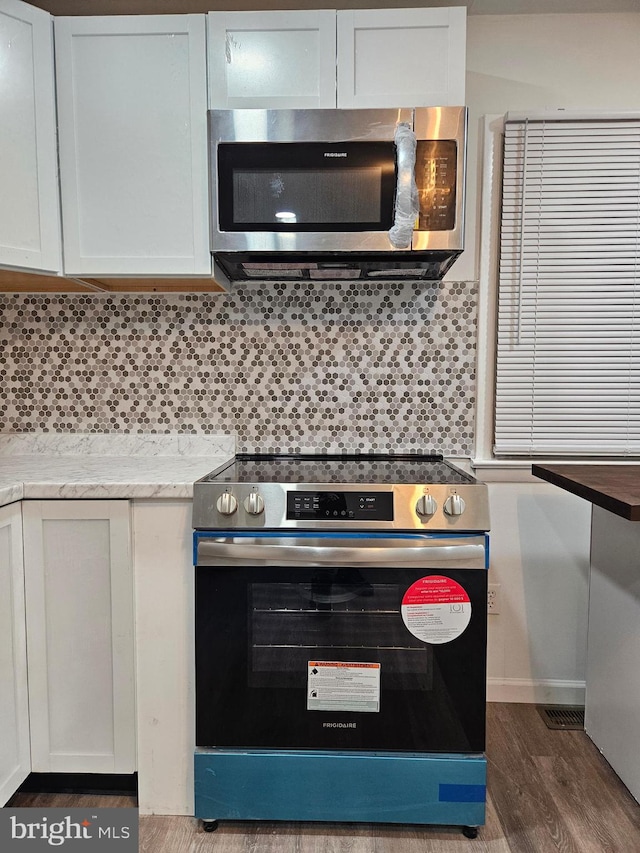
left=487, top=677, right=585, bottom=705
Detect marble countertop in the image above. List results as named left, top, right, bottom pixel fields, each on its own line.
left=0, top=433, right=235, bottom=507
left=532, top=464, right=640, bottom=521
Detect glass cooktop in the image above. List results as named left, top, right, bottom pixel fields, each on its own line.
left=201, top=454, right=476, bottom=486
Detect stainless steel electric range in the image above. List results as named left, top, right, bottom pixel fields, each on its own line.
left=192, top=454, right=490, bottom=838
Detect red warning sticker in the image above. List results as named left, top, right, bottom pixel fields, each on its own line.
left=401, top=576, right=471, bottom=644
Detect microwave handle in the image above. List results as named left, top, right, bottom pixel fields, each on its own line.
left=196, top=539, right=486, bottom=567
left=388, top=122, right=419, bottom=249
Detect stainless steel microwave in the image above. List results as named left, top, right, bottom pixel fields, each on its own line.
left=209, top=106, right=467, bottom=285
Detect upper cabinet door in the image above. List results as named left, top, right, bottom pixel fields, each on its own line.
left=0, top=0, right=61, bottom=272
left=208, top=10, right=336, bottom=109
left=337, top=6, right=466, bottom=108
left=55, top=15, right=210, bottom=276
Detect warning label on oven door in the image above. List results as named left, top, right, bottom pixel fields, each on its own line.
left=307, top=661, right=381, bottom=713
left=401, top=575, right=471, bottom=644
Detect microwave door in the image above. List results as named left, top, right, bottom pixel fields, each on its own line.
left=216, top=141, right=396, bottom=245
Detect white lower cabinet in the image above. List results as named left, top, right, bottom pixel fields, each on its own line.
left=585, top=507, right=640, bottom=802
left=132, top=499, right=194, bottom=816
left=22, top=500, right=135, bottom=774
left=0, top=503, right=30, bottom=806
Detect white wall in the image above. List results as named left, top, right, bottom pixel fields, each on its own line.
left=487, top=483, right=592, bottom=704
left=453, top=11, right=640, bottom=282
left=461, top=12, right=640, bottom=700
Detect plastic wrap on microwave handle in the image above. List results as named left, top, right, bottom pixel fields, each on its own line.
left=388, top=122, right=419, bottom=249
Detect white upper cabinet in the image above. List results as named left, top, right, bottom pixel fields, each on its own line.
left=55, top=15, right=210, bottom=276
left=0, top=0, right=61, bottom=272
left=207, top=7, right=466, bottom=112
left=337, top=6, right=466, bottom=108
left=207, top=10, right=337, bottom=109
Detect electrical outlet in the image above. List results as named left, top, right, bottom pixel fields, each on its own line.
left=487, top=583, right=501, bottom=615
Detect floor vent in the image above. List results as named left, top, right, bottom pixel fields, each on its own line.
left=537, top=705, right=585, bottom=730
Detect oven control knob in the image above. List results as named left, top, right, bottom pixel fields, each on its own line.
left=416, top=494, right=437, bottom=517
left=216, top=492, right=238, bottom=516
left=444, top=494, right=466, bottom=517
left=243, top=492, right=265, bottom=515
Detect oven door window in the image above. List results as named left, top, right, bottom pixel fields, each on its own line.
left=217, top=142, right=396, bottom=232
left=195, top=564, right=486, bottom=754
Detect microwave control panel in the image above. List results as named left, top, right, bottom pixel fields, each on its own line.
left=415, top=140, right=457, bottom=231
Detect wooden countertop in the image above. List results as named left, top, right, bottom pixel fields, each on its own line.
left=532, top=465, right=640, bottom=521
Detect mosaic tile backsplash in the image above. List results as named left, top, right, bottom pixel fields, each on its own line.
left=0, top=281, right=477, bottom=454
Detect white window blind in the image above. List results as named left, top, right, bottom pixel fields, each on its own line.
left=495, top=115, right=640, bottom=456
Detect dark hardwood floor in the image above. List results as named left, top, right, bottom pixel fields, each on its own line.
left=9, top=703, right=640, bottom=851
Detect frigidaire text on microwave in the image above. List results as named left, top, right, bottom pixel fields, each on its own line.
left=208, top=106, right=467, bottom=286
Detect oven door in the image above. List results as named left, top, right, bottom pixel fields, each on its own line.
left=195, top=531, right=488, bottom=754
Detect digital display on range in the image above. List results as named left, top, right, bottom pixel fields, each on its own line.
left=286, top=491, right=394, bottom=521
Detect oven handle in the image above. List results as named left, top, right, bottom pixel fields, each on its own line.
left=196, top=538, right=486, bottom=565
